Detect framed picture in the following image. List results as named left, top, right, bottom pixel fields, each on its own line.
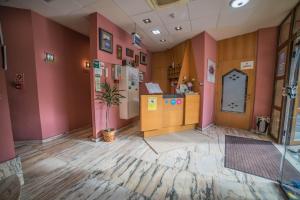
left=135, top=55, right=139, bottom=66
left=116, top=45, right=122, bottom=60
left=207, top=59, right=216, bottom=83
left=126, top=48, right=134, bottom=58
left=140, top=52, right=147, bottom=65
left=139, top=71, right=144, bottom=82
left=99, top=28, right=113, bottom=53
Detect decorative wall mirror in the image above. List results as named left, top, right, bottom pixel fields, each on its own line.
left=221, top=69, right=248, bottom=113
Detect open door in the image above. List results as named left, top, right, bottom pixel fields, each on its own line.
left=285, top=37, right=300, bottom=145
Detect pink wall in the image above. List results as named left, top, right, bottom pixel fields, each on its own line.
left=0, top=6, right=91, bottom=140
left=202, top=33, right=217, bottom=128
left=89, top=13, right=151, bottom=138
left=0, top=6, right=43, bottom=140
left=252, top=27, right=278, bottom=129
left=31, top=12, right=92, bottom=139
left=192, top=32, right=217, bottom=129
left=0, top=69, right=16, bottom=162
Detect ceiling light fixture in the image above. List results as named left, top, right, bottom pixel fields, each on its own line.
left=175, top=26, right=182, bottom=31
left=143, top=18, right=152, bottom=24
left=152, top=29, right=161, bottom=35
left=229, top=0, right=250, bottom=8
left=160, top=39, right=166, bottom=42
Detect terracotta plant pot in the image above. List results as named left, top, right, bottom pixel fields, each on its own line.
left=102, top=129, right=116, bottom=142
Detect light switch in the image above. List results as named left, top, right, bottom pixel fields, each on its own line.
left=105, top=67, right=108, bottom=78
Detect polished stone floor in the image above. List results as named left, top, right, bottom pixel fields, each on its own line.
left=16, top=125, right=286, bottom=200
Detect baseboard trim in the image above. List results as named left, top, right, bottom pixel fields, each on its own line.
left=15, top=125, right=92, bottom=145
left=90, top=121, right=138, bottom=142
left=143, top=124, right=196, bottom=138
left=116, top=121, right=137, bottom=134
left=196, top=123, right=215, bottom=131
left=250, top=129, right=256, bottom=133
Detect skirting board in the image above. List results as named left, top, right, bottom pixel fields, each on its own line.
left=196, top=123, right=215, bottom=131
left=15, top=125, right=92, bottom=145
left=90, top=121, right=138, bottom=142
left=143, top=124, right=196, bottom=138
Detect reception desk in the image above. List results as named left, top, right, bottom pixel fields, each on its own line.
left=140, top=94, right=200, bottom=138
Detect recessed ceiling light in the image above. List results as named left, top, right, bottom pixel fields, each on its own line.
left=230, top=0, right=250, bottom=8
left=152, top=29, right=161, bottom=35
left=143, top=18, right=151, bottom=24
left=175, top=26, right=182, bottom=31
left=160, top=39, right=166, bottom=42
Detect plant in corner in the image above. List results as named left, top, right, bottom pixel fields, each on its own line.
left=96, top=82, right=125, bottom=142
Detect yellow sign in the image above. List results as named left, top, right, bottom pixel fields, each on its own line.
left=148, top=97, right=157, bottom=111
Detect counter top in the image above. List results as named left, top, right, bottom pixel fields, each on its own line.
left=141, top=93, right=199, bottom=99
left=162, top=94, right=184, bottom=98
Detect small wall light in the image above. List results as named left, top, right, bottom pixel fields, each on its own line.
left=85, top=61, right=90, bottom=70
left=44, top=52, right=54, bottom=63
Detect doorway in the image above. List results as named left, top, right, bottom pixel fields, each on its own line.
left=279, top=36, right=300, bottom=199
left=215, top=32, right=257, bottom=130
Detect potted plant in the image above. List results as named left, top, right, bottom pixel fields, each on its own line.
left=96, top=82, right=124, bottom=142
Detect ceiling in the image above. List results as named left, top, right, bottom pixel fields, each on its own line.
left=0, top=0, right=298, bottom=52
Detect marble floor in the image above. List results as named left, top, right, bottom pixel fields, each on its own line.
left=285, top=145, right=300, bottom=172
left=16, top=125, right=287, bottom=200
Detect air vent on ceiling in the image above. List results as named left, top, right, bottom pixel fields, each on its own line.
left=147, top=0, right=189, bottom=9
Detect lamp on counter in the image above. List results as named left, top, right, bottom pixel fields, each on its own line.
left=44, top=52, right=55, bottom=63
left=186, top=78, right=195, bottom=92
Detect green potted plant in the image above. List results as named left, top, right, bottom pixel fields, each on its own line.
left=96, top=82, right=125, bottom=142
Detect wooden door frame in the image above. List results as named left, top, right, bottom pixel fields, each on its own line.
left=269, top=2, right=300, bottom=144
left=284, top=33, right=300, bottom=145
left=270, top=43, right=292, bottom=143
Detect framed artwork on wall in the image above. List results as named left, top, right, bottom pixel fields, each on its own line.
left=207, top=59, right=216, bottom=83
left=139, top=71, right=144, bottom=82
left=126, top=48, right=134, bottom=58
left=135, top=54, right=139, bottom=66
left=140, top=52, right=147, bottom=65
left=116, top=45, right=122, bottom=60
left=99, top=28, right=113, bottom=54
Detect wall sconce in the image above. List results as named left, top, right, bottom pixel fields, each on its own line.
left=85, top=61, right=90, bottom=70
left=44, top=52, right=54, bottom=63
left=82, top=60, right=91, bottom=71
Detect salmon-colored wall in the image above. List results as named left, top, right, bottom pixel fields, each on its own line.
left=0, top=69, right=15, bottom=162
left=191, top=33, right=205, bottom=127
left=31, top=12, right=92, bottom=139
left=191, top=32, right=217, bottom=129
left=252, top=27, right=278, bottom=129
left=0, top=6, right=43, bottom=140
left=0, top=6, right=91, bottom=140
left=89, top=13, right=151, bottom=138
left=202, top=33, right=217, bottom=128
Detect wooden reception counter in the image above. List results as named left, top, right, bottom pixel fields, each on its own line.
left=140, top=93, right=200, bottom=138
